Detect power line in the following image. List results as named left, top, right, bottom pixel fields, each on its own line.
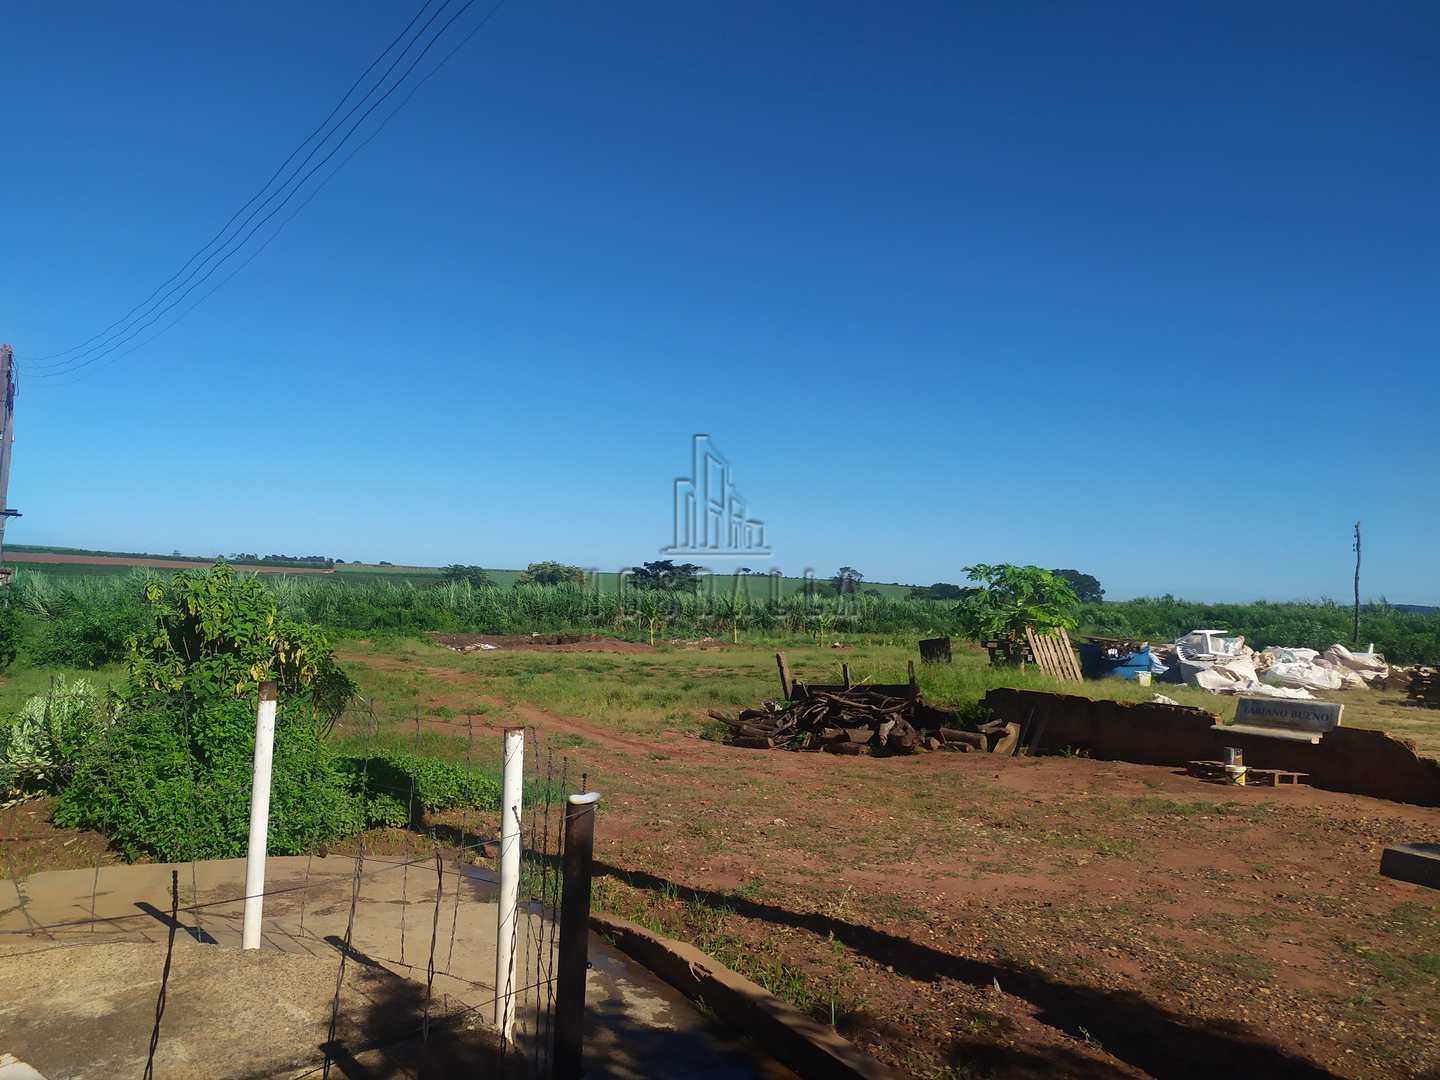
left=29, top=0, right=510, bottom=388
left=26, top=0, right=445, bottom=367
left=25, top=0, right=506, bottom=381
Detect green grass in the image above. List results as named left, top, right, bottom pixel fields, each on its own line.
left=1346, top=941, right=1440, bottom=991
left=334, top=634, right=1440, bottom=755
left=590, top=873, right=865, bottom=1026
left=2, top=560, right=140, bottom=577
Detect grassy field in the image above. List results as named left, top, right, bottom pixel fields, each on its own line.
left=9, top=548, right=920, bottom=598
left=334, top=635, right=1436, bottom=751
left=312, top=634, right=1440, bottom=1078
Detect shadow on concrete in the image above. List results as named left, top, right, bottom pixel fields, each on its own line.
left=584, top=860, right=1339, bottom=1080
left=581, top=992, right=803, bottom=1079
left=135, top=900, right=218, bottom=945
left=228, top=964, right=514, bottom=1080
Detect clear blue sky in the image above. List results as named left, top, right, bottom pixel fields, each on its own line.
left=3, top=1, right=1436, bottom=601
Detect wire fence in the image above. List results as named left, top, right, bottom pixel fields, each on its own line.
left=0, top=691, right=585, bottom=1078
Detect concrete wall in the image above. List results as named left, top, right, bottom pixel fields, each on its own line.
left=984, top=688, right=1440, bottom=807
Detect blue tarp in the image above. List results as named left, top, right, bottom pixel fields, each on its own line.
left=1077, top=643, right=1169, bottom=681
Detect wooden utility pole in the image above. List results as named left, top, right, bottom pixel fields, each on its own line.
left=0, top=345, right=18, bottom=586
left=1352, top=520, right=1362, bottom=645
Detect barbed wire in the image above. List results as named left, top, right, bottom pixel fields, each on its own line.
left=286, top=973, right=561, bottom=1080
left=3, top=715, right=580, bottom=1079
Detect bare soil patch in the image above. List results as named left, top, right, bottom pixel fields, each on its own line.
left=346, top=650, right=1440, bottom=1078
left=9, top=552, right=333, bottom=573
left=430, top=632, right=654, bottom=653
left=0, top=797, right=123, bottom=880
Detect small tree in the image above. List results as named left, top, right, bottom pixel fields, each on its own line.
left=1051, top=569, right=1104, bottom=604
left=127, top=561, right=357, bottom=720
left=441, top=564, right=492, bottom=588
left=955, top=564, right=1079, bottom=653
left=516, top=561, right=586, bottom=587
left=629, top=560, right=704, bottom=592
left=831, top=567, right=863, bottom=595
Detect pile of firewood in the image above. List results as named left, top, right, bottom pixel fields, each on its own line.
left=1409, top=668, right=1440, bottom=708
left=708, top=688, right=986, bottom=755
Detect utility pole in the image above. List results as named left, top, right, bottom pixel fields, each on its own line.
left=0, top=345, right=19, bottom=589
left=1352, top=520, right=1362, bottom=645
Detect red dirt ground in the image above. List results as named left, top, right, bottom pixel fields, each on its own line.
left=7, top=552, right=333, bottom=573
left=429, top=632, right=654, bottom=653
left=0, top=798, right=121, bottom=879
left=361, top=656, right=1440, bottom=1078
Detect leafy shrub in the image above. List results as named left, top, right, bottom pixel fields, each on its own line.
left=47, top=564, right=500, bottom=858
left=343, top=750, right=502, bottom=821
left=54, top=697, right=362, bottom=860
left=128, top=562, right=356, bottom=720
left=0, top=679, right=107, bottom=807
left=361, top=791, right=412, bottom=829
left=0, top=604, right=18, bottom=671
left=51, top=563, right=365, bottom=860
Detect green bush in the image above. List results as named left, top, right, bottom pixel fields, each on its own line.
left=0, top=604, right=19, bottom=671
left=361, top=791, right=412, bottom=829
left=0, top=679, right=107, bottom=807
left=40, top=563, right=504, bottom=859
left=54, top=697, right=363, bottom=861
left=48, top=563, right=366, bottom=860
left=343, top=750, right=502, bottom=821
left=128, top=562, right=356, bottom=719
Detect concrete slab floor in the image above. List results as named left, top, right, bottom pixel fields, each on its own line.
left=1, top=857, right=792, bottom=1079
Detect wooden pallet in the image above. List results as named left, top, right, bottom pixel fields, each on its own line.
left=1186, top=760, right=1308, bottom=787
left=1025, top=626, right=1083, bottom=683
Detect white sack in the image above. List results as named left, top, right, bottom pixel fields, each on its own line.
left=1242, top=684, right=1317, bottom=700
left=1264, top=658, right=1344, bottom=691
left=1193, top=656, right=1263, bottom=694
left=1324, top=644, right=1388, bottom=684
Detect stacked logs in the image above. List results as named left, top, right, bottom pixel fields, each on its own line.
left=1409, top=668, right=1440, bottom=708
left=709, top=688, right=987, bottom=755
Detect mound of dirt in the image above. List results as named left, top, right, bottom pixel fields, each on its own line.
left=430, top=632, right=654, bottom=654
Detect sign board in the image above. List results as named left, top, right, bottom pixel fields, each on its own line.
left=1234, top=696, right=1343, bottom=735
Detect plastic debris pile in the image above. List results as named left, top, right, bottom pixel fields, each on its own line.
left=1169, top=632, right=1398, bottom=699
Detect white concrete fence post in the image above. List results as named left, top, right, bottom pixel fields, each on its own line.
left=494, top=726, right=525, bottom=1038
left=241, top=680, right=279, bottom=951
